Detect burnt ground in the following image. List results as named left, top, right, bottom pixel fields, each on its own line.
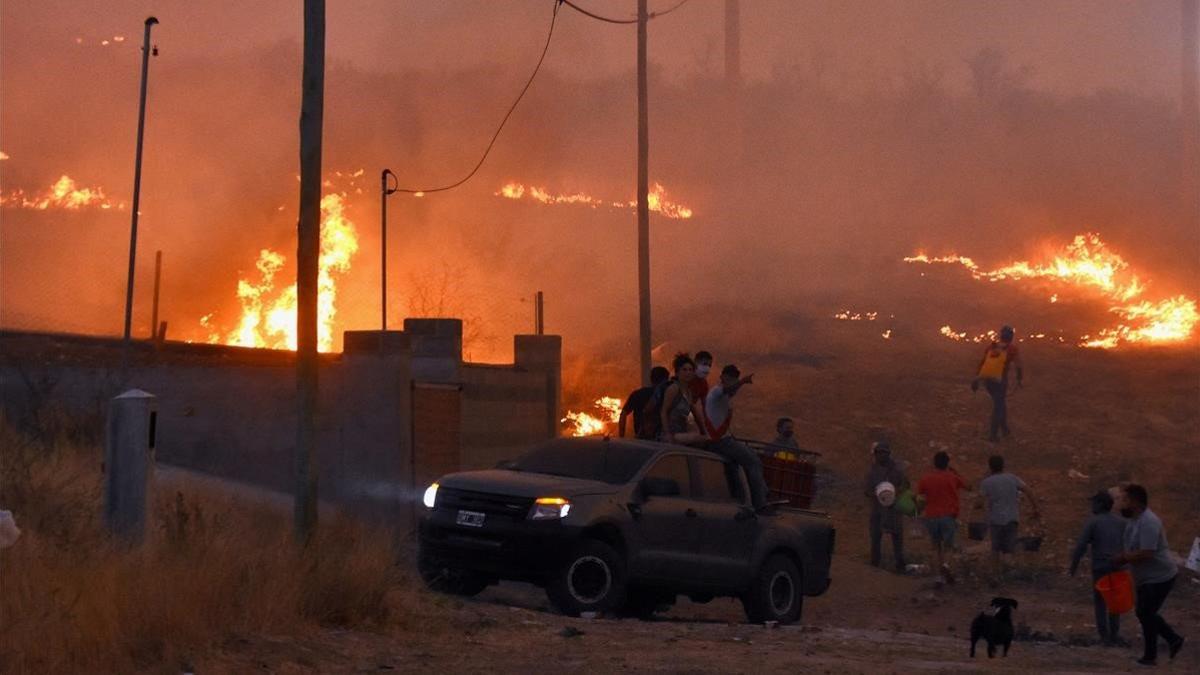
left=203, top=334, right=1199, bottom=672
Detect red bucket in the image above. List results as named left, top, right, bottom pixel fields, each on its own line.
left=1094, top=570, right=1134, bottom=615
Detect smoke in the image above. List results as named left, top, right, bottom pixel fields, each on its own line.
left=2, top=1, right=1196, bottom=365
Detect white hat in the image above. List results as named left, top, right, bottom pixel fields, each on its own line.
left=875, top=481, right=896, bottom=507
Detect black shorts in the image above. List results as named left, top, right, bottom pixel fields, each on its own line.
left=989, top=522, right=1019, bottom=553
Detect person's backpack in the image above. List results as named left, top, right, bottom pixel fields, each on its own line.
left=977, top=342, right=1010, bottom=381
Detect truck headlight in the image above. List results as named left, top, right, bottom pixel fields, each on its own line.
left=422, top=483, right=439, bottom=509
left=530, top=497, right=571, bottom=520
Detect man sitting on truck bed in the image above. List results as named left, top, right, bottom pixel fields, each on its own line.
left=704, top=364, right=770, bottom=511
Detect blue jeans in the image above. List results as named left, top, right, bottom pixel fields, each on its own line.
left=985, top=379, right=1009, bottom=440
left=1136, top=575, right=1180, bottom=661
left=710, top=436, right=768, bottom=509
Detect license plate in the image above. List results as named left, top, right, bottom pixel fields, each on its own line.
left=456, top=510, right=486, bottom=528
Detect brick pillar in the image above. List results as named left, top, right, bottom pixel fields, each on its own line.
left=514, top=335, right=562, bottom=439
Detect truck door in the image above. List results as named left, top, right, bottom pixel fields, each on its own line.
left=628, top=453, right=706, bottom=583
left=689, top=456, right=757, bottom=585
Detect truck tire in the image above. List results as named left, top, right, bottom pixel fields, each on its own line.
left=418, top=550, right=491, bottom=597
left=741, top=553, right=804, bottom=624
left=546, top=539, right=627, bottom=616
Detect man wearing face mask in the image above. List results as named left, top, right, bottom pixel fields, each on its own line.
left=1112, top=484, right=1185, bottom=666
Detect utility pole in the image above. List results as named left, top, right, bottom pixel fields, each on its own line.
left=380, top=169, right=397, bottom=354
left=637, top=0, right=651, bottom=386
left=123, top=16, right=158, bottom=344
left=1184, top=0, right=1199, bottom=230
left=724, top=0, right=741, bottom=94
left=296, top=0, right=325, bottom=544
left=150, top=250, right=162, bottom=339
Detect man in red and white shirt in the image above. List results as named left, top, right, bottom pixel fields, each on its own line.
left=704, top=364, right=769, bottom=510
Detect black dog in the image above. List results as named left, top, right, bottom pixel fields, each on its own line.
left=969, top=597, right=1019, bottom=658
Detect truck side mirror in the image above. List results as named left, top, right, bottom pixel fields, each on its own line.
left=641, top=477, right=681, bottom=499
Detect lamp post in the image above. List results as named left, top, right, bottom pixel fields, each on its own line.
left=122, top=16, right=158, bottom=344
left=380, top=169, right=397, bottom=354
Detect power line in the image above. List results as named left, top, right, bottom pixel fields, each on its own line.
left=561, top=0, right=637, bottom=24
left=392, top=1, right=561, bottom=194
left=561, top=0, right=692, bottom=24
left=649, top=0, right=692, bottom=18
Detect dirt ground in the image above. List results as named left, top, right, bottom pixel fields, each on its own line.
left=191, top=334, right=1199, bottom=673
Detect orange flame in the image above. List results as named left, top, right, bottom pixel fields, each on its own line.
left=205, top=193, right=359, bottom=352
left=0, top=175, right=125, bottom=211
left=496, top=182, right=693, bottom=219
left=562, top=396, right=623, bottom=437
left=908, top=234, right=1197, bottom=348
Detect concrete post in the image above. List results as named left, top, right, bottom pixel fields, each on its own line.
left=515, top=335, right=562, bottom=439
left=104, top=389, right=157, bottom=543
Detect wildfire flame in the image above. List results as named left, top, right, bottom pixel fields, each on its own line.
left=205, top=193, right=359, bottom=352
left=496, top=182, right=694, bottom=219
left=0, top=175, right=125, bottom=211
left=907, top=234, right=1197, bottom=348
left=833, top=309, right=877, bottom=321
left=562, top=396, right=623, bottom=437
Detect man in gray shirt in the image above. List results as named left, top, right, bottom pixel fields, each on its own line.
left=978, top=455, right=1039, bottom=567
left=1112, top=484, right=1184, bottom=666
left=1069, top=490, right=1127, bottom=645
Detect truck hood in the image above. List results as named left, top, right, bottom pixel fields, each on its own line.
left=437, top=469, right=618, bottom=498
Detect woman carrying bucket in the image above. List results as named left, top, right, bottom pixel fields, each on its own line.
left=1069, top=490, right=1128, bottom=646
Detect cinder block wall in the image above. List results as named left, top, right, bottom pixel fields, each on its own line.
left=1, top=324, right=562, bottom=521
left=0, top=332, right=413, bottom=524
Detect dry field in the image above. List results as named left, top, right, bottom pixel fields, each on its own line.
left=2, top=331, right=1198, bottom=673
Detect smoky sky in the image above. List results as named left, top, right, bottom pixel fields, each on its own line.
left=2, top=0, right=1197, bottom=359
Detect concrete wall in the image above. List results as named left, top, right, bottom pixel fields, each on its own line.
left=1, top=332, right=412, bottom=524
left=1, top=323, right=561, bottom=525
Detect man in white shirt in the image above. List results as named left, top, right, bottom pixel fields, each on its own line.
left=704, top=364, right=768, bottom=511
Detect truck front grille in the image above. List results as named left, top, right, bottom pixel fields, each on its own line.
left=436, top=487, right=534, bottom=522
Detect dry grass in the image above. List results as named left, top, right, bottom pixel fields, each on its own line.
left=0, top=422, right=410, bottom=673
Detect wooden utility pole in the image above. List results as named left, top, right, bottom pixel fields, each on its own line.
left=1183, top=0, right=1199, bottom=230
left=296, top=0, right=325, bottom=543
left=724, top=0, right=741, bottom=94
left=123, top=17, right=158, bottom=344
left=637, top=0, right=652, bottom=386
left=150, top=250, right=162, bottom=339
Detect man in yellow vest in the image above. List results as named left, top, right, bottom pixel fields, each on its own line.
left=971, top=325, right=1023, bottom=441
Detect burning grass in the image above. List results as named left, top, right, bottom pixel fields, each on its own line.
left=0, top=423, right=410, bottom=673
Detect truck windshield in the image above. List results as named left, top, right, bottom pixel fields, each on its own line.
left=509, top=439, right=655, bottom=485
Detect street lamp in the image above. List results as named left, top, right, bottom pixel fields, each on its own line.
left=380, top=168, right=398, bottom=354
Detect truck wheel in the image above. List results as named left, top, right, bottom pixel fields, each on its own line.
left=418, top=550, right=490, bottom=597
left=546, top=539, right=627, bottom=616
left=741, top=553, right=804, bottom=624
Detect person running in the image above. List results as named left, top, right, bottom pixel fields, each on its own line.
left=864, top=441, right=908, bottom=572
left=659, top=353, right=705, bottom=445
left=772, top=417, right=800, bottom=460
left=916, top=451, right=966, bottom=585
left=703, top=364, right=769, bottom=511
left=978, top=454, right=1039, bottom=573
left=1112, top=484, right=1185, bottom=666
left=1069, top=490, right=1127, bottom=646
left=971, top=325, right=1023, bottom=441
left=618, top=366, right=669, bottom=439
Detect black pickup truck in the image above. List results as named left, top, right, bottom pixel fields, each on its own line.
left=418, top=437, right=834, bottom=623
